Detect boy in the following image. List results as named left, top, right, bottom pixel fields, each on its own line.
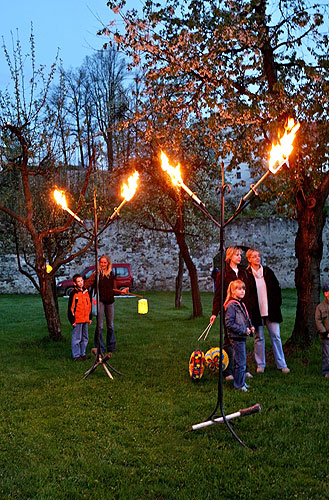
left=314, top=282, right=329, bottom=378
left=68, top=274, right=92, bottom=361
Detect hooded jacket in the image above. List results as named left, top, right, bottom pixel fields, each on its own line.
left=68, top=286, right=92, bottom=325
left=224, top=298, right=253, bottom=341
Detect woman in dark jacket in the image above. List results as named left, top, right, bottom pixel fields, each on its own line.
left=245, top=248, right=290, bottom=374
left=210, top=246, right=252, bottom=380
left=85, top=254, right=129, bottom=355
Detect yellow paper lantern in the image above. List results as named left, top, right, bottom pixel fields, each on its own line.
left=138, top=298, right=148, bottom=314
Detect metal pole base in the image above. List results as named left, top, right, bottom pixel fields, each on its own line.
left=188, top=404, right=262, bottom=432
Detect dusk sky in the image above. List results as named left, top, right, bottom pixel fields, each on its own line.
left=0, top=0, right=139, bottom=88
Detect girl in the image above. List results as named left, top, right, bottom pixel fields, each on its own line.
left=210, top=247, right=253, bottom=381
left=224, top=280, right=254, bottom=391
left=85, top=254, right=129, bottom=356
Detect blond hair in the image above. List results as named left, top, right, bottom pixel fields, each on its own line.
left=225, top=246, right=242, bottom=263
left=99, top=254, right=112, bottom=277
left=224, top=279, right=246, bottom=308
left=246, top=248, right=261, bottom=263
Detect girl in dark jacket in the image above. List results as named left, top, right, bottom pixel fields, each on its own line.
left=245, top=248, right=290, bottom=374
left=224, top=280, right=254, bottom=391
left=85, top=254, right=129, bottom=355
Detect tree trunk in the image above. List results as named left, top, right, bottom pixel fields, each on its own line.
left=51, top=276, right=59, bottom=313
left=175, top=230, right=203, bottom=317
left=173, top=196, right=203, bottom=318
left=39, top=275, right=63, bottom=341
left=175, top=250, right=184, bottom=308
left=288, top=194, right=325, bottom=348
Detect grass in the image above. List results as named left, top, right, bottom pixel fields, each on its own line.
left=0, top=290, right=328, bottom=500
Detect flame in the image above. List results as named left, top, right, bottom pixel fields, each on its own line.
left=160, top=151, right=183, bottom=187
left=269, top=118, right=300, bottom=173
left=54, top=189, right=68, bottom=209
left=121, top=171, right=139, bottom=201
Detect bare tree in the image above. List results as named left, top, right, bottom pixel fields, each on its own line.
left=0, top=32, right=96, bottom=340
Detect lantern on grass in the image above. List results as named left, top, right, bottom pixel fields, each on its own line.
left=138, top=298, right=148, bottom=314
left=205, top=347, right=228, bottom=374
left=189, top=350, right=205, bottom=381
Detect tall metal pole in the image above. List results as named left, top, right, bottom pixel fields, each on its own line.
left=83, top=191, right=124, bottom=379
left=94, top=190, right=100, bottom=356
left=206, top=162, right=248, bottom=447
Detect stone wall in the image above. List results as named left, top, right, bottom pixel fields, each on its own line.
left=1, top=216, right=329, bottom=294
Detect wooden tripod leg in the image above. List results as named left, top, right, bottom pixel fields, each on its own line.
left=83, top=360, right=102, bottom=379
left=102, top=362, right=114, bottom=379
left=104, top=360, right=123, bottom=376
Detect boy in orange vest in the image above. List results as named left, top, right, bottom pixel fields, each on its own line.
left=68, top=274, right=92, bottom=361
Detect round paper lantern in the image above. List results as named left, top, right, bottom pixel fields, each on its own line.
left=205, top=347, right=228, bottom=373
left=189, top=350, right=205, bottom=381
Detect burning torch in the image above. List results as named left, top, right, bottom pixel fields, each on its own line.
left=53, top=189, right=85, bottom=225
left=242, top=118, right=300, bottom=203
left=107, top=171, right=140, bottom=222
left=160, top=152, right=204, bottom=207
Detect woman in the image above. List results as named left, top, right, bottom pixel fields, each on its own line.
left=245, top=248, right=290, bottom=374
left=210, top=246, right=253, bottom=380
left=85, top=254, right=129, bottom=355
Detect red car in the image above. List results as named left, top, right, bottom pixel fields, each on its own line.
left=56, top=263, right=133, bottom=296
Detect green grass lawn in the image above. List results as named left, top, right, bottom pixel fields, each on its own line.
left=0, top=291, right=328, bottom=500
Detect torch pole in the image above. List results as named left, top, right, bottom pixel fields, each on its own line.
left=183, top=162, right=267, bottom=446
left=83, top=191, right=123, bottom=380
left=205, top=162, right=248, bottom=448
left=94, top=191, right=100, bottom=357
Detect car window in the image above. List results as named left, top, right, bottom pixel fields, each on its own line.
left=113, top=267, right=129, bottom=277
left=84, top=269, right=94, bottom=279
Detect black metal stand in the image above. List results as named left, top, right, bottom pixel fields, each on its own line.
left=188, top=162, right=262, bottom=446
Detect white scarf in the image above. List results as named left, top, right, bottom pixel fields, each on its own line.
left=251, top=265, right=268, bottom=317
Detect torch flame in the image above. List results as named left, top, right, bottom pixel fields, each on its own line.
left=53, top=189, right=68, bottom=209
left=269, top=118, right=300, bottom=173
left=160, top=151, right=183, bottom=187
left=121, top=171, right=139, bottom=201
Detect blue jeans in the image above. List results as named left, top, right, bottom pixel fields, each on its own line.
left=322, top=338, right=329, bottom=375
left=71, top=322, right=89, bottom=358
left=254, top=318, right=287, bottom=369
left=95, top=302, right=116, bottom=353
left=232, top=339, right=246, bottom=389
